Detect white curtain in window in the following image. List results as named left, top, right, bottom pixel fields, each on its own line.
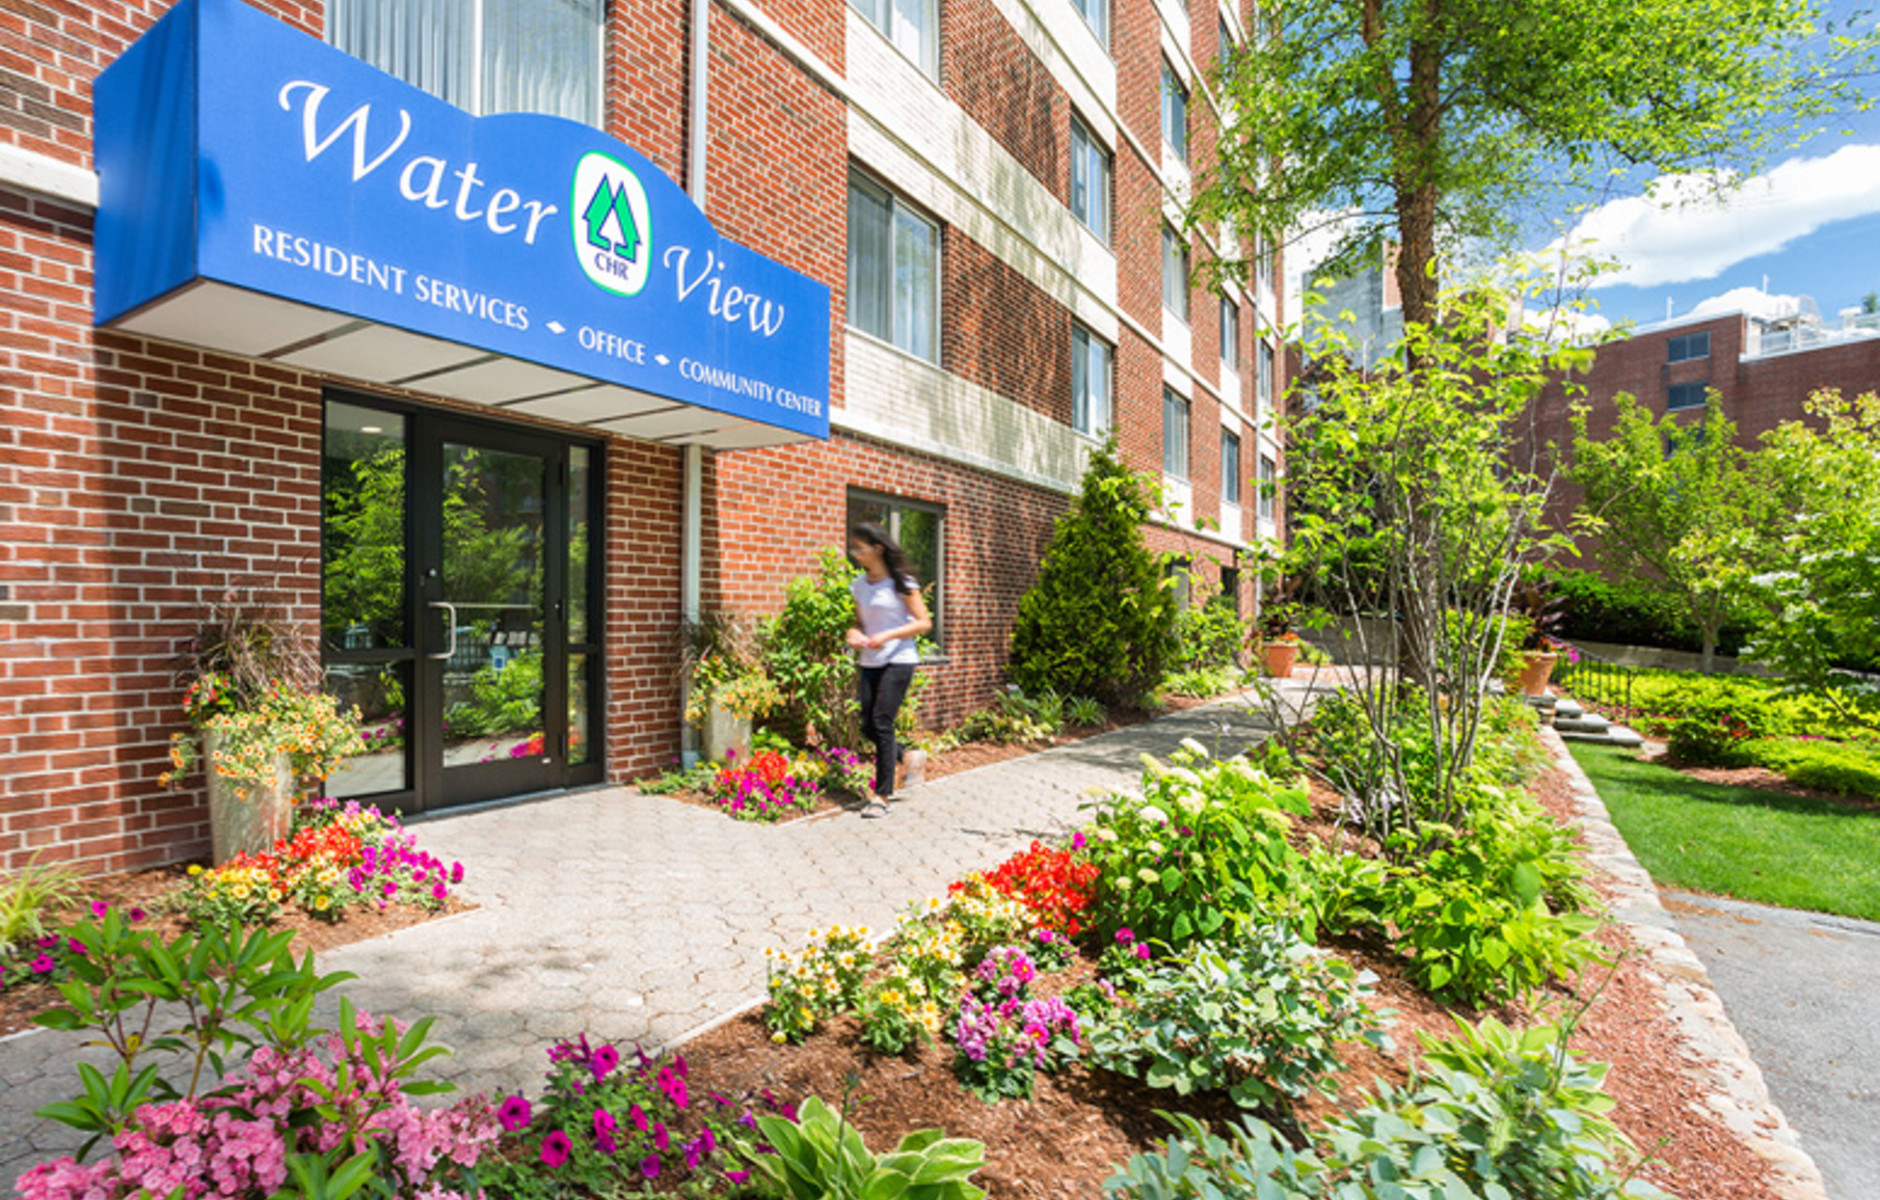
left=483, top=0, right=604, bottom=124
left=847, top=179, right=893, bottom=342
left=330, top=0, right=475, bottom=111
left=890, top=0, right=936, bottom=75
left=893, top=207, right=937, bottom=362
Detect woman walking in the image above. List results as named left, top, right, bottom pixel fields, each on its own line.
left=845, top=521, right=932, bottom=818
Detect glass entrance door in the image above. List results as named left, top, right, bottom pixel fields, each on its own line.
left=322, top=396, right=602, bottom=813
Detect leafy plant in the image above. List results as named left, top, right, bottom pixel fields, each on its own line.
left=1066, top=695, right=1107, bottom=728
left=1381, top=822, right=1602, bottom=1007
left=950, top=992, right=1082, bottom=1103
left=1010, top=436, right=1178, bottom=707
left=31, top=910, right=355, bottom=1151
left=1746, top=736, right=1880, bottom=798
left=1103, top=1111, right=1323, bottom=1200
left=1087, top=929, right=1383, bottom=1111
left=1173, top=594, right=1248, bottom=671
left=743, top=1095, right=989, bottom=1200
left=1083, top=744, right=1314, bottom=948
left=0, top=854, right=83, bottom=959
left=762, top=925, right=873, bottom=1043
left=956, top=688, right=1064, bottom=745
left=760, top=548, right=864, bottom=747
left=1536, top=565, right=1754, bottom=657
left=1164, top=665, right=1243, bottom=699
left=1665, top=700, right=1761, bottom=767
left=857, top=967, right=944, bottom=1057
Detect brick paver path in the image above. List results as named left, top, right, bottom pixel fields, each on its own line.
left=1, top=687, right=1316, bottom=1191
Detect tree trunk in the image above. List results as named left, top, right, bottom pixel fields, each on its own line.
left=1394, top=7, right=1445, bottom=335
left=1701, top=627, right=1718, bottom=675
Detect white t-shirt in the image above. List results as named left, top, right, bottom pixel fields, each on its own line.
left=851, top=573, right=921, bottom=668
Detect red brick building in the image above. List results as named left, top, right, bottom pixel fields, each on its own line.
left=0, top=0, right=1283, bottom=872
left=1536, top=304, right=1880, bottom=529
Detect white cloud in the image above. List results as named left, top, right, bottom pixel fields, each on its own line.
left=1520, top=305, right=1612, bottom=343
left=1554, top=143, right=1880, bottom=289
left=1688, top=285, right=1805, bottom=322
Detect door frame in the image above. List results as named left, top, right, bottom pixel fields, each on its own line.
left=321, top=388, right=607, bottom=815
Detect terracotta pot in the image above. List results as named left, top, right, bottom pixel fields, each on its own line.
left=1517, top=650, right=1559, bottom=697
left=203, top=728, right=294, bottom=866
left=1261, top=640, right=1300, bottom=679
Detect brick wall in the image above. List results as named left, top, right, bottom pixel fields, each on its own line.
left=943, top=0, right=1067, bottom=201
left=943, top=234, right=1074, bottom=424
left=706, top=431, right=1072, bottom=731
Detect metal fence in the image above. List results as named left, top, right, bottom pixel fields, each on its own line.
left=1552, top=642, right=1643, bottom=721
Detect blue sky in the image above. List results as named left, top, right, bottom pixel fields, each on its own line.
left=1533, top=0, right=1880, bottom=331
left=1289, top=4, right=1880, bottom=333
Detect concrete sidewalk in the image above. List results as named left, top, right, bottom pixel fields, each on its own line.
left=1, top=688, right=1303, bottom=1189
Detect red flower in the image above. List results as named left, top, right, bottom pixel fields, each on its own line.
left=977, top=841, right=1101, bottom=934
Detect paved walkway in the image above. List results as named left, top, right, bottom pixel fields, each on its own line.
left=1, top=689, right=1305, bottom=1190
left=1663, top=892, right=1880, bottom=1200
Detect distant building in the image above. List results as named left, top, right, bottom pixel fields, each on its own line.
left=1535, top=298, right=1880, bottom=533
left=1301, top=245, right=1403, bottom=370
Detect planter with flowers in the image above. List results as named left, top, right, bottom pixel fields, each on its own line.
left=1506, top=578, right=1569, bottom=696
left=160, top=595, right=364, bottom=865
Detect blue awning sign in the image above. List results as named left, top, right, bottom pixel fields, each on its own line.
left=92, top=0, right=832, bottom=446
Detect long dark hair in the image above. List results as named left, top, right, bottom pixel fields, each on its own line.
left=849, top=521, right=917, bottom=595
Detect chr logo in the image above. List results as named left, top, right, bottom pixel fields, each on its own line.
left=570, top=152, right=652, bottom=296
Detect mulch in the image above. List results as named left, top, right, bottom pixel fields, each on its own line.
left=1635, top=739, right=1880, bottom=814
left=0, top=867, right=471, bottom=1039
left=676, top=757, right=1786, bottom=1200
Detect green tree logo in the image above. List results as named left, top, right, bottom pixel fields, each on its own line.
left=582, top=178, right=642, bottom=261
left=569, top=152, right=652, bottom=296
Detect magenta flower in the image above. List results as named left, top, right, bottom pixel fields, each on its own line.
left=674, top=1054, right=688, bottom=1077
left=591, top=1043, right=620, bottom=1079
left=431, top=882, right=447, bottom=902
left=497, top=1094, right=532, bottom=1132
left=653, top=1122, right=670, bottom=1151
left=540, top=1130, right=572, bottom=1167
left=451, top=862, right=465, bottom=884
left=29, top=954, right=55, bottom=974
left=89, top=900, right=109, bottom=918
left=127, top=906, right=148, bottom=924
left=33, top=935, right=59, bottom=951
left=727, top=1169, right=752, bottom=1184
left=593, top=1108, right=618, bottom=1155
left=1114, top=928, right=1135, bottom=945
left=65, top=938, right=85, bottom=956
left=1134, top=943, right=1151, bottom=960
left=641, top=1155, right=661, bottom=1179
left=630, top=1103, right=648, bottom=1132
left=1072, top=831, right=1087, bottom=850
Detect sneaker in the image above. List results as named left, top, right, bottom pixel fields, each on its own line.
left=861, top=798, right=892, bottom=818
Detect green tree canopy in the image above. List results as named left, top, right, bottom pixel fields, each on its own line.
left=1567, top=393, right=1776, bottom=672
left=1196, top=0, right=1871, bottom=327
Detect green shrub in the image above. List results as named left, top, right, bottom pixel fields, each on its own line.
left=1066, top=695, right=1107, bottom=728
left=1010, top=438, right=1178, bottom=706
left=1745, top=736, right=1880, bottom=798
left=1172, top=598, right=1248, bottom=671
left=1538, top=565, right=1752, bottom=657
left=761, top=548, right=864, bottom=747
left=1382, top=811, right=1601, bottom=1007
left=0, top=855, right=82, bottom=960
left=1088, top=928, right=1384, bottom=1111
left=1082, top=745, right=1315, bottom=948
left=1164, top=664, right=1242, bottom=698
left=1102, top=1020, right=1666, bottom=1200
left=957, top=688, right=1064, bottom=744
left=1665, top=700, right=1762, bottom=767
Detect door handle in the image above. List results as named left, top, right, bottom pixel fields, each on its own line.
left=426, top=601, right=457, bottom=661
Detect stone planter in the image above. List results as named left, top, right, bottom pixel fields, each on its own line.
left=703, top=699, right=752, bottom=765
left=203, top=728, right=294, bottom=865
left=1517, top=650, right=1559, bottom=697
left=1261, top=639, right=1301, bottom=679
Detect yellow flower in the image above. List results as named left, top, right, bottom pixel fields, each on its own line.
left=188, top=864, right=203, bottom=876
left=771, top=1031, right=787, bottom=1044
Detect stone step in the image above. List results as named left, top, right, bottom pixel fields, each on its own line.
left=1555, top=714, right=1611, bottom=735
left=1553, top=698, right=1585, bottom=720
left=1558, top=724, right=1643, bottom=748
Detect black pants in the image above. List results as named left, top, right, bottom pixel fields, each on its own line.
left=858, top=663, right=916, bottom=796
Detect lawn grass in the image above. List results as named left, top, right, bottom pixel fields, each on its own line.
left=1568, top=742, right=1880, bottom=921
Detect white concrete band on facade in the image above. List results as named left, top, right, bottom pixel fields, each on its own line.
left=0, top=142, right=99, bottom=208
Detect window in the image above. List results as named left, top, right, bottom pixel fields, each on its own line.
left=328, top=0, right=604, bottom=125
left=1218, top=16, right=1234, bottom=65
left=1221, top=429, right=1241, bottom=505
left=1161, top=61, right=1189, bottom=161
left=850, top=0, right=940, bottom=78
left=1258, top=454, right=1276, bottom=520
left=1162, top=226, right=1190, bottom=322
left=848, top=172, right=940, bottom=363
left=1220, top=297, right=1240, bottom=371
left=1257, top=339, right=1275, bottom=410
left=1071, top=325, right=1113, bottom=435
left=1667, top=332, right=1711, bottom=363
left=1162, top=389, right=1190, bottom=480
left=1254, top=231, right=1271, bottom=292
left=1667, top=382, right=1708, bottom=411
left=1069, top=117, right=1111, bottom=241
left=847, top=490, right=947, bottom=649
left=1219, top=565, right=1241, bottom=617
left=1069, top=0, right=1107, bottom=44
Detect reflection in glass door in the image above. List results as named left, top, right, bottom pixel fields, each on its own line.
left=321, top=396, right=602, bottom=813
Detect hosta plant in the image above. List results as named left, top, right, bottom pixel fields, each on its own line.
left=742, top=1096, right=989, bottom=1200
